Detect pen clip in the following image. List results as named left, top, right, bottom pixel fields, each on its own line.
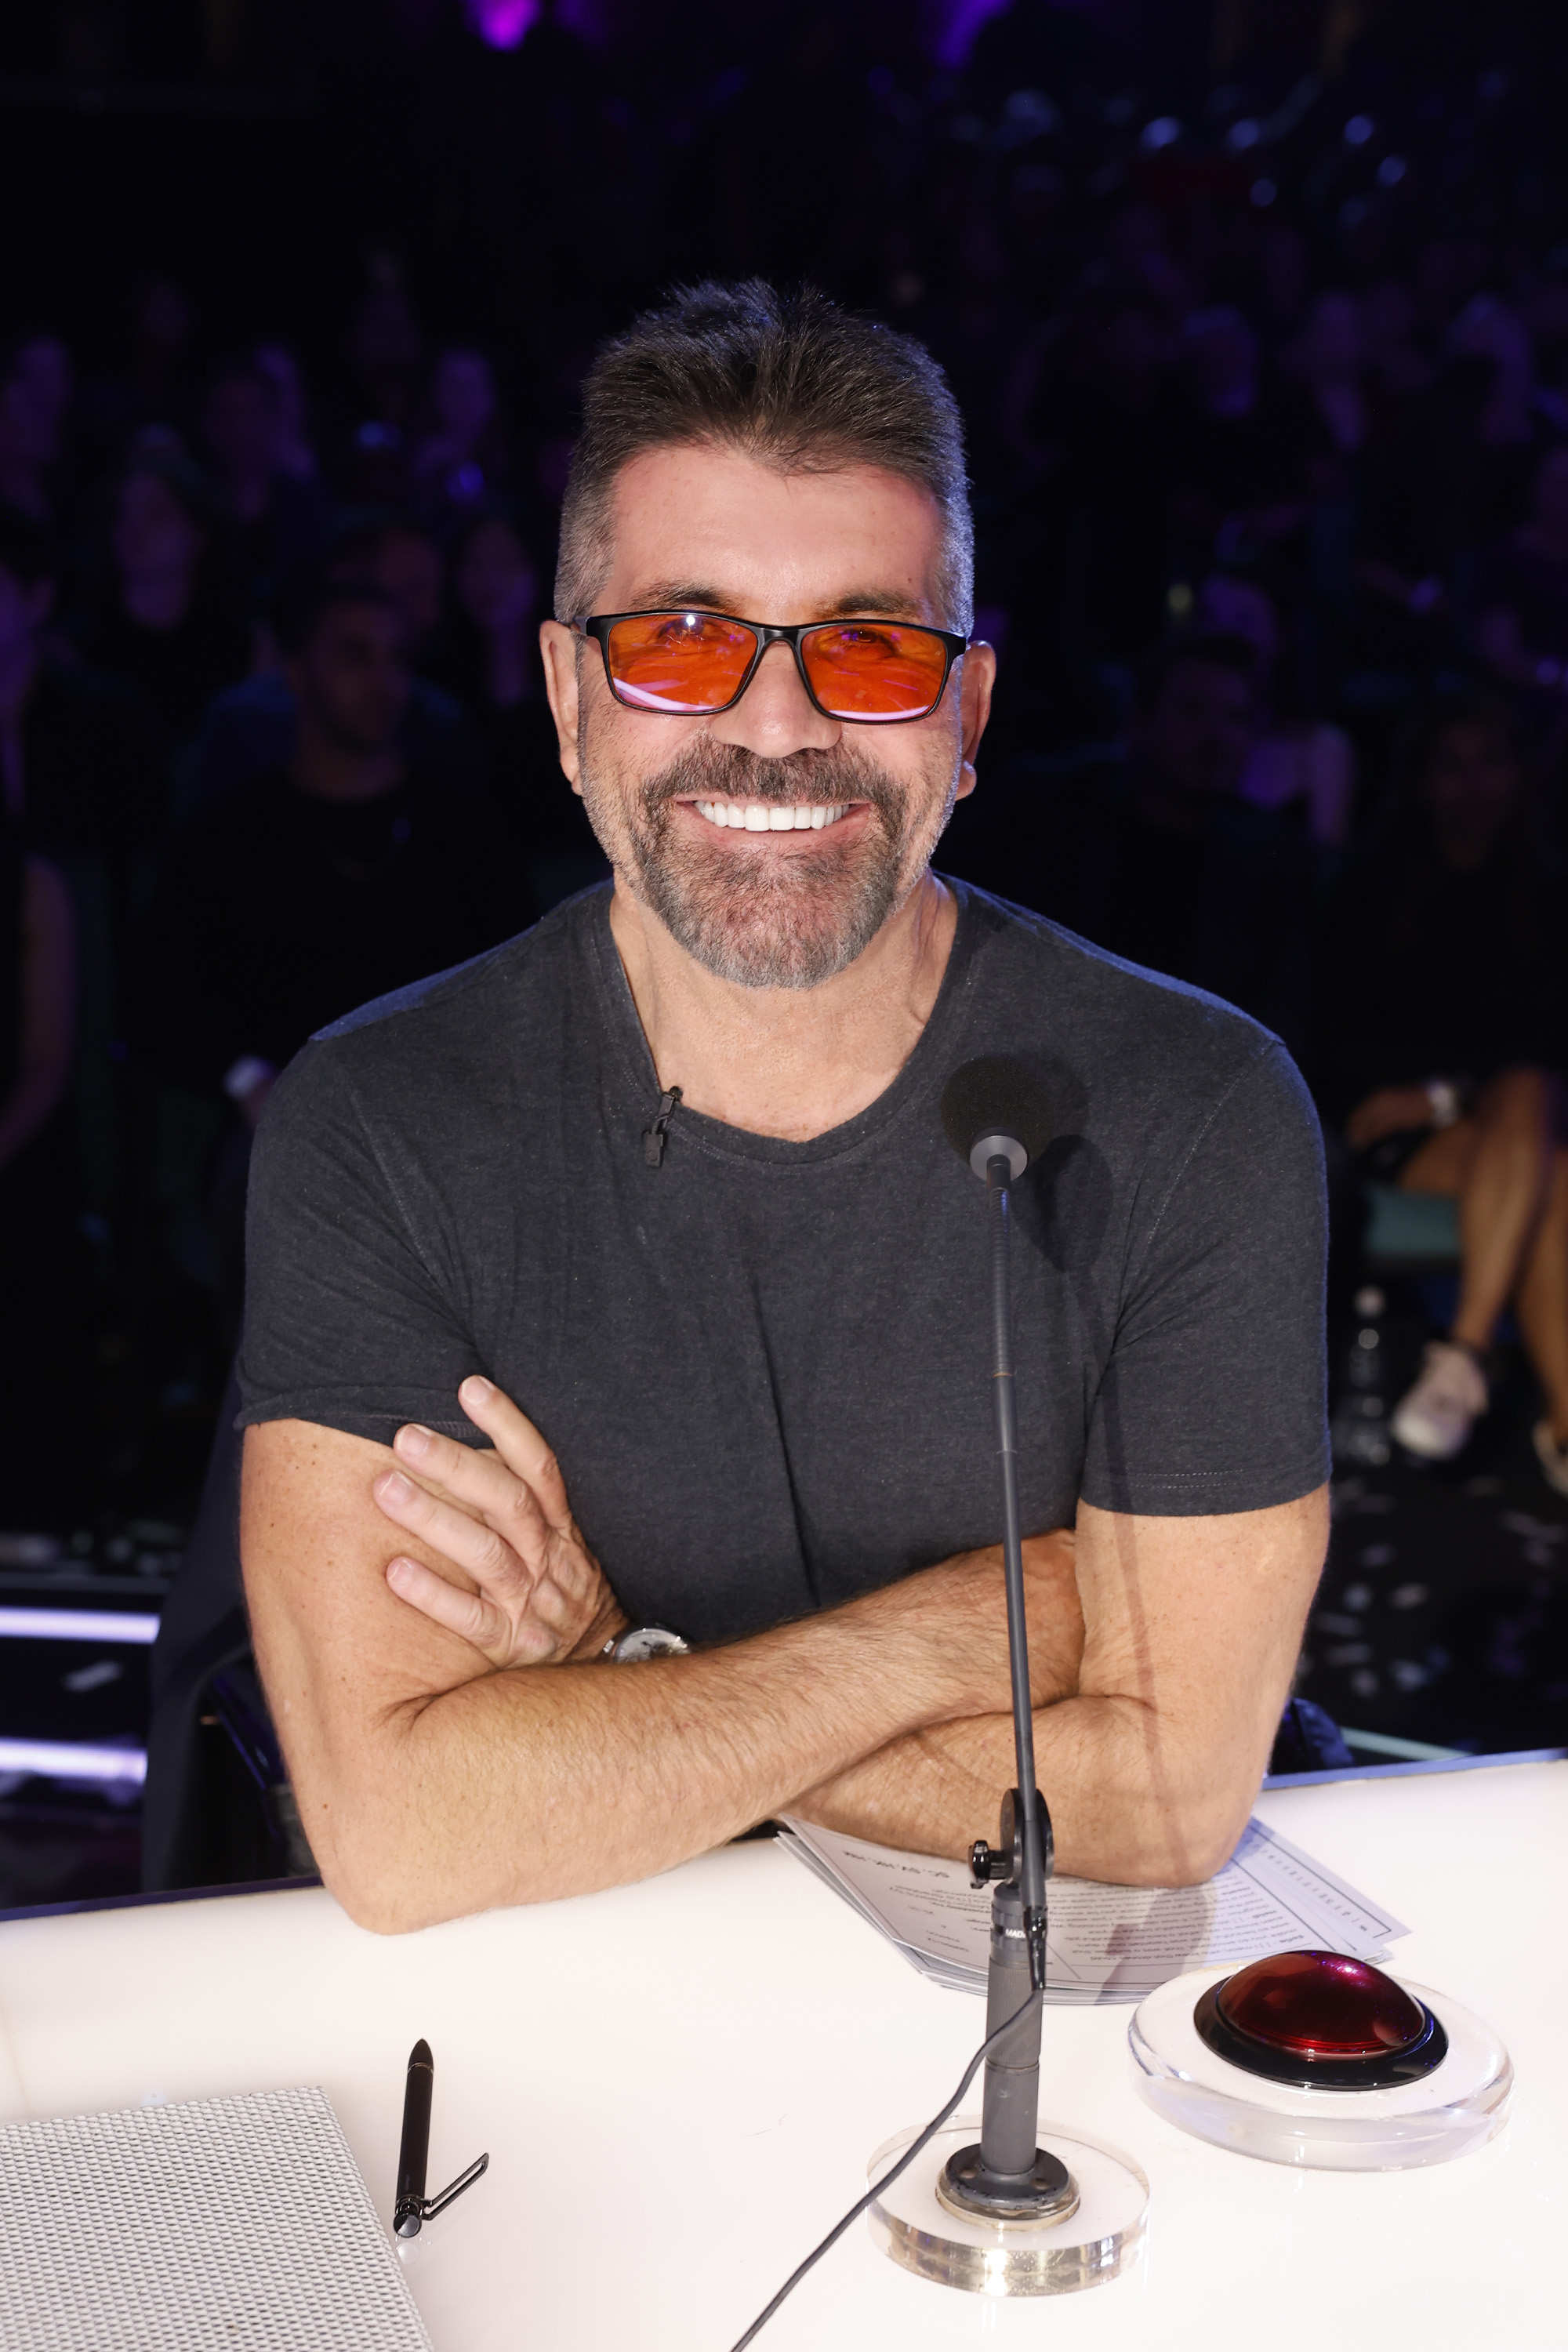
left=396, top=2150, right=489, bottom=2234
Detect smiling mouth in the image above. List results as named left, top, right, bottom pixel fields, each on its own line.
left=688, top=798, right=858, bottom=833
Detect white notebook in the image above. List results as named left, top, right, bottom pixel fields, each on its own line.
left=0, top=2083, right=434, bottom=2351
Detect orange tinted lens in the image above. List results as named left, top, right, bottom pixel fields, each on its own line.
left=800, top=623, right=950, bottom=720
left=604, top=612, right=757, bottom=712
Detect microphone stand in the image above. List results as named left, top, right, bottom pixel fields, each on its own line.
left=937, top=1153, right=1074, bottom=2222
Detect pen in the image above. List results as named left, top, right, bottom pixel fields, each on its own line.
left=394, top=2039, right=489, bottom=2238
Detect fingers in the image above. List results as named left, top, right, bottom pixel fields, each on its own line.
left=385, top=1555, right=555, bottom=1663
left=389, top=1420, right=541, bottom=1529
left=373, top=1465, right=548, bottom=1595
left=456, top=1377, right=575, bottom=1530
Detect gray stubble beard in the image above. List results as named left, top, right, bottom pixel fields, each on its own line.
left=578, top=728, right=958, bottom=989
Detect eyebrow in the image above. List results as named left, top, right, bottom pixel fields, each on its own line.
left=619, top=581, right=936, bottom=624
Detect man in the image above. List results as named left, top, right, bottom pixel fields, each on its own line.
left=0, top=504, right=162, bottom=862
left=1069, top=633, right=1317, bottom=1065
left=179, top=514, right=474, bottom=814
left=239, top=283, right=1328, bottom=1935
left=131, top=579, right=527, bottom=1128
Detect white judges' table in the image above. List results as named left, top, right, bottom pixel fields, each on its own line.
left=0, top=1759, right=1561, bottom=2350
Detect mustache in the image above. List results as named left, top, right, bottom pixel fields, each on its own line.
left=639, top=738, right=898, bottom=815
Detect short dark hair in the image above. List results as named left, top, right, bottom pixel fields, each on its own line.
left=1398, top=683, right=1523, bottom=795
left=0, top=503, right=56, bottom=590
left=275, top=574, right=401, bottom=658
left=1140, top=630, right=1258, bottom=715
left=555, top=280, right=973, bottom=628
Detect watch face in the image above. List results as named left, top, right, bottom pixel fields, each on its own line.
left=613, top=1626, right=689, bottom=1663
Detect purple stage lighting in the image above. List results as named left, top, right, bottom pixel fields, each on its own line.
left=465, top=0, right=538, bottom=49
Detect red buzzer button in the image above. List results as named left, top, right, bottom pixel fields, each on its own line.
left=1215, top=1951, right=1428, bottom=2059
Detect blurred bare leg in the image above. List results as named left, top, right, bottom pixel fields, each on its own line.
left=1402, top=1069, right=1553, bottom=1354
left=1512, top=1147, right=1568, bottom=1446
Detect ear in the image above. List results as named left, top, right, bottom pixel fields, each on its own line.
left=540, top=619, right=583, bottom=793
left=955, top=638, right=997, bottom=804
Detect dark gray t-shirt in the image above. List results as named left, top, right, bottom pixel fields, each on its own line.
left=238, top=881, right=1327, bottom=1645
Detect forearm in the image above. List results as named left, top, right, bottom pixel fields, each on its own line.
left=797, top=1490, right=1329, bottom=1889
left=267, top=1575, right=984, bottom=1933
left=794, top=1690, right=1262, bottom=1887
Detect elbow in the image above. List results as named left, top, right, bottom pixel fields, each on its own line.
left=325, top=1867, right=437, bottom=1938
left=292, top=1771, right=448, bottom=1937
left=1112, top=1782, right=1256, bottom=1889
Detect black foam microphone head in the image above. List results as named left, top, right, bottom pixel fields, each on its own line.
left=941, top=1057, right=1054, bottom=1181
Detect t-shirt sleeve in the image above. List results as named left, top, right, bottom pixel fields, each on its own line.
left=1079, top=1042, right=1329, bottom=1517
left=235, top=1040, right=486, bottom=1447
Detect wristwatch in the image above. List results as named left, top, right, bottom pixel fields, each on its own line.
left=605, top=1626, right=689, bottom=1662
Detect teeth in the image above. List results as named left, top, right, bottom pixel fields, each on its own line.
left=692, top=800, right=848, bottom=833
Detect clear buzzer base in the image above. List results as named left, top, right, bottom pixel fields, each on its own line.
left=866, top=2118, right=1148, bottom=2296
left=1129, top=1966, right=1511, bottom=2171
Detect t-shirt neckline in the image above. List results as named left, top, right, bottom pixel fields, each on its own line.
left=585, top=877, right=983, bottom=1168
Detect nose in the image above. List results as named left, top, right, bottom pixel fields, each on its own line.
left=709, top=637, right=840, bottom=760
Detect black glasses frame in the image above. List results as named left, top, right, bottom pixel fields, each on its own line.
left=575, top=608, right=970, bottom=724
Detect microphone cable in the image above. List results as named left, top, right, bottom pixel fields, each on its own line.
left=727, top=1984, right=1046, bottom=2352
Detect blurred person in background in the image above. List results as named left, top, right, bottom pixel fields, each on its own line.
left=1170, top=307, right=1306, bottom=574
left=1069, top=633, right=1316, bottom=1062
left=412, top=347, right=512, bottom=536
left=432, top=506, right=604, bottom=906
left=130, top=578, right=531, bottom=1319
left=75, top=448, right=254, bottom=776
left=252, top=343, right=320, bottom=483
left=0, top=503, right=161, bottom=872
left=1473, top=441, right=1568, bottom=711
left=179, top=514, right=471, bottom=813
left=201, top=357, right=333, bottom=600
left=0, top=332, right=76, bottom=529
left=1317, top=694, right=1568, bottom=1481
left=0, top=815, right=77, bottom=1508
left=1196, top=572, right=1355, bottom=846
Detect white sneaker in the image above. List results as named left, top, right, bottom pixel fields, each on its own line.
left=1532, top=1419, right=1568, bottom=1498
left=1390, top=1341, right=1488, bottom=1460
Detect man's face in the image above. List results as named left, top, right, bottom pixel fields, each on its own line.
left=541, top=445, right=993, bottom=990
left=1425, top=720, right=1519, bottom=859
left=114, top=473, right=203, bottom=580
left=290, top=601, right=410, bottom=757
left=1142, top=660, right=1254, bottom=800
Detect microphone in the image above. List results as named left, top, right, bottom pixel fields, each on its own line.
left=935, top=1057, right=1075, bottom=2222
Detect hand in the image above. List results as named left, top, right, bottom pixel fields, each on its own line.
left=1345, top=1085, right=1436, bottom=1149
left=373, top=1375, right=628, bottom=1668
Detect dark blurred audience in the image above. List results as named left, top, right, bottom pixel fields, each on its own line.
left=1065, top=634, right=1316, bottom=1062
left=12, top=7, right=1568, bottom=1503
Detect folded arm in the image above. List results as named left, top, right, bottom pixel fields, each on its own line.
left=793, top=1488, right=1329, bottom=1885
left=241, top=1404, right=1058, bottom=1933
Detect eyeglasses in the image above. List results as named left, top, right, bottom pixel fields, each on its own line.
left=575, top=608, right=969, bottom=724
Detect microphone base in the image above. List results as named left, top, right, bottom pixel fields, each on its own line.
left=935, top=2142, right=1076, bottom=2223
left=867, top=2118, right=1148, bottom=2298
